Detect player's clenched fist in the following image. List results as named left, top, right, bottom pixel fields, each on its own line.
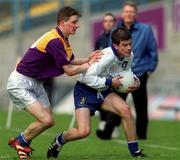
left=111, top=76, right=123, bottom=90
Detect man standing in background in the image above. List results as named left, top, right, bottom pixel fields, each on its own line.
left=97, top=1, right=158, bottom=140
left=95, top=13, right=116, bottom=50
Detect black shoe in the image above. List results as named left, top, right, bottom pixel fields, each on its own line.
left=132, top=149, right=146, bottom=158
left=47, top=136, right=63, bottom=159
left=96, top=129, right=111, bottom=140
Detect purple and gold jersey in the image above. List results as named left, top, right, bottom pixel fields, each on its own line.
left=17, top=27, right=74, bottom=80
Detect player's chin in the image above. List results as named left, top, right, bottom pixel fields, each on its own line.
left=70, top=32, right=76, bottom=35
left=125, top=52, right=131, bottom=57
left=123, top=52, right=130, bottom=57
left=71, top=29, right=77, bottom=34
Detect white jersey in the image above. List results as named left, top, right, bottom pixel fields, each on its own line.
left=78, top=47, right=134, bottom=91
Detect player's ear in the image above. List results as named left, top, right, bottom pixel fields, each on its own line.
left=113, top=43, right=119, bottom=50
left=59, top=20, right=65, bottom=26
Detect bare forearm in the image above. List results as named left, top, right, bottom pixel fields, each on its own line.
left=63, top=50, right=101, bottom=76
left=63, top=63, right=89, bottom=76
left=72, top=49, right=102, bottom=65
left=71, top=58, right=89, bottom=65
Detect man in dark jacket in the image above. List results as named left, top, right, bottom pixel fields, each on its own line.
left=95, top=13, right=116, bottom=50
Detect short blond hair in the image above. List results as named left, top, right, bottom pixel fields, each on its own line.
left=57, top=6, right=81, bottom=24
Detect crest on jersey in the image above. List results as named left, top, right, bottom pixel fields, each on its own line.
left=80, top=97, right=87, bottom=105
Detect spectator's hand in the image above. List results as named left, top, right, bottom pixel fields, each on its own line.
left=126, top=75, right=140, bottom=93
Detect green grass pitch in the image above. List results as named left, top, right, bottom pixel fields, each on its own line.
left=0, top=110, right=180, bottom=160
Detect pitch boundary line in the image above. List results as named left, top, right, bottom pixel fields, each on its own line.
left=0, top=155, right=11, bottom=159
left=114, top=139, right=180, bottom=151
left=1, top=127, right=179, bottom=151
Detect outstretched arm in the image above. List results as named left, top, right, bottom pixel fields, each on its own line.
left=71, top=50, right=101, bottom=65
left=63, top=51, right=101, bottom=76
left=46, top=39, right=101, bottom=76
left=63, top=63, right=89, bottom=76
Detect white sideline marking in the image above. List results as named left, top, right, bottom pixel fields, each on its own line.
left=144, top=144, right=180, bottom=151
left=0, top=155, right=11, bottom=159
left=1, top=127, right=179, bottom=151
left=0, top=126, right=55, bottom=136
left=114, top=140, right=180, bottom=151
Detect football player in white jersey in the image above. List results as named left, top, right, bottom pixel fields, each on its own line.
left=47, top=27, right=146, bottom=158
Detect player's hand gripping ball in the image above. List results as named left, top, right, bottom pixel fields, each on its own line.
left=116, top=71, right=139, bottom=93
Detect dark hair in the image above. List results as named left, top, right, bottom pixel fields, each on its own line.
left=104, top=13, right=116, bottom=22
left=122, top=1, right=138, bottom=12
left=111, top=27, right=131, bottom=45
left=57, top=6, right=81, bottom=24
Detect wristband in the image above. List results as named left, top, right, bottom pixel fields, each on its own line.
left=105, top=79, right=112, bottom=86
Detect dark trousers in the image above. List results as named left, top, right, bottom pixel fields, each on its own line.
left=100, top=73, right=148, bottom=139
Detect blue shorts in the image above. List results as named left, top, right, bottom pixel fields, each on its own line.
left=74, top=82, right=111, bottom=116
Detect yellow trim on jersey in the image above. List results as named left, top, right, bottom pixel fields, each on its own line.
left=36, top=29, right=73, bottom=60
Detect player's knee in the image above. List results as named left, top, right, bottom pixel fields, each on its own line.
left=48, top=118, right=55, bottom=127
left=121, top=106, right=132, bottom=119
left=78, top=127, right=91, bottom=138
left=41, top=116, right=55, bottom=128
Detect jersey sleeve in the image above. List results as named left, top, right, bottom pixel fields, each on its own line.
left=147, top=26, right=158, bottom=72
left=80, top=51, right=113, bottom=89
left=45, top=38, right=71, bottom=68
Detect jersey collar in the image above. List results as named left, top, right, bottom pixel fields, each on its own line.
left=56, top=26, right=70, bottom=45
left=56, top=26, right=65, bottom=39
left=118, top=20, right=139, bottom=31
left=111, top=46, right=125, bottom=61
